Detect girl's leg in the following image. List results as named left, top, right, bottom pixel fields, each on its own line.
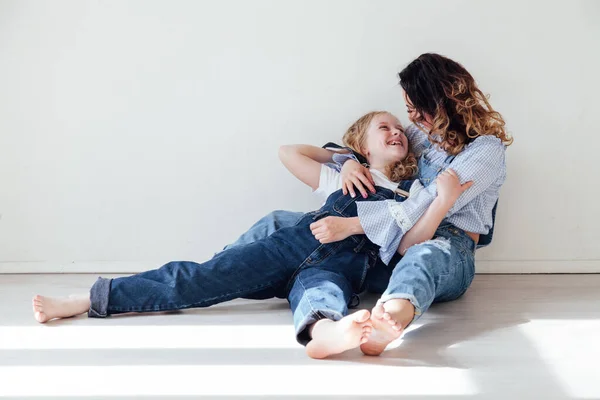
left=33, top=215, right=326, bottom=322
left=288, top=268, right=372, bottom=359
left=361, top=226, right=476, bottom=356
left=222, top=210, right=303, bottom=250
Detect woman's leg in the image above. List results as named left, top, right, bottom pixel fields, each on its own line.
left=222, top=210, right=304, bottom=250
left=288, top=268, right=372, bottom=359
left=361, top=226, right=476, bottom=356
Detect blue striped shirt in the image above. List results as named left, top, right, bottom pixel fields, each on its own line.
left=331, top=124, right=507, bottom=264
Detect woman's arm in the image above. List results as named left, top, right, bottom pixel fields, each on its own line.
left=278, top=144, right=344, bottom=190
left=308, top=170, right=472, bottom=250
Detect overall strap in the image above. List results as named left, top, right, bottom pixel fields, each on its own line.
left=322, top=142, right=369, bottom=166
left=477, top=201, right=498, bottom=248
left=394, top=179, right=416, bottom=198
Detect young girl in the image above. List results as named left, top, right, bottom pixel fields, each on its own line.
left=33, top=111, right=468, bottom=359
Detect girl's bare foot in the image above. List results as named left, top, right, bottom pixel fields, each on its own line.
left=306, top=309, right=372, bottom=359
left=32, top=294, right=91, bottom=323
left=360, top=299, right=414, bottom=356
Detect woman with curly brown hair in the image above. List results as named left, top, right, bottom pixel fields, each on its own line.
left=223, top=53, right=512, bottom=356
left=327, top=53, right=513, bottom=356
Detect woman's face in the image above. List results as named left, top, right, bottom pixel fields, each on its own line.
left=403, top=90, right=434, bottom=130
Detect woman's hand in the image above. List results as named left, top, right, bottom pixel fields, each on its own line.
left=436, top=169, right=474, bottom=206
left=310, top=216, right=364, bottom=244
left=340, top=160, right=376, bottom=198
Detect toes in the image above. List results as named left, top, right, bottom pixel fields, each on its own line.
left=353, top=309, right=371, bottom=324
left=372, top=303, right=385, bottom=318
left=360, top=336, right=369, bottom=344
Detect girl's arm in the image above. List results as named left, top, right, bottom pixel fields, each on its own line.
left=278, top=144, right=346, bottom=190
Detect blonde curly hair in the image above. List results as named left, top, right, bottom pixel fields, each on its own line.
left=342, top=111, right=418, bottom=181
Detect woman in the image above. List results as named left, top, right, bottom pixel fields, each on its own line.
left=226, top=53, right=513, bottom=356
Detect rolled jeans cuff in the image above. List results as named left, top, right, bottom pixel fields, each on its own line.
left=88, top=277, right=112, bottom=318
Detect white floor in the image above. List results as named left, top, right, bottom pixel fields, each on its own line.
left=0, top=274, right=599, bottom=399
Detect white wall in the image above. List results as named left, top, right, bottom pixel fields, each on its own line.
left=1, top=0, right=599, bottom=273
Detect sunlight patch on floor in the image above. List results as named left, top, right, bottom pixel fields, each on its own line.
left=519, top=319, right=600, bottom=399
left=0, top=365, right=477, bottom=396
left=0, top=325, right=300, bottom=349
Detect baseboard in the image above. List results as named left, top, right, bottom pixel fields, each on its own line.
left=1, top=260, right=599, bottom=274
left=0, top=261, right=149, bottom=274
left=475, top=260, right=600, bottom=273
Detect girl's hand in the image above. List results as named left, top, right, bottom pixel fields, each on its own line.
left=436, top=169, right=474, bottom=206
left=309, top=216, right=363, bottom=244
left=340, top=160, right=376, bottom=198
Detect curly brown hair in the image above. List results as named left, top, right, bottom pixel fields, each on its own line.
left=399, top=53, right=513, bottom=155
left=342, top=111, right=418, bottom=181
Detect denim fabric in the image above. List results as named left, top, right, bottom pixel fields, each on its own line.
left=376, top=148, right=476, bottom=321
left=379, top=223, right=475, bottom=323
left=88, top=277, right=111, bottom=318
left=88, top=185, right=415, bottom=345
left=223, top=209, right=400, bottom=296
left=223, top=209, right=476, bottom=324
left=219, top=156, right=479, bottom=326
left=223, top=210, right=304, bottom=251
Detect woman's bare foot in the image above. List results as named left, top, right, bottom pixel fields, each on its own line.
left=32, top=294, right=91, bottom=323
left=360, top=299, right=415, bottom=356
left=306, top=309, right=373, bottom=359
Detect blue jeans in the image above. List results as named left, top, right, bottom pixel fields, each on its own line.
left=226, top=212, right=475, bottom=323
left=89, top=187, right=411, bottom=344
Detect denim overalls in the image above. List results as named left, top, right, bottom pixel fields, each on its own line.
left=225, top=143, right=489, bottom=323
left=88, top=181, right=414, bottom=345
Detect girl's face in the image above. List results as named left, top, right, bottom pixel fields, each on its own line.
left=403, top=90, right=434, bottom=130
left=362, top=113, right=408, bottom=165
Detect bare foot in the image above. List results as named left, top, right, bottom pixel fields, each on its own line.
left=32, top=294, right=91, bottom=323
left=306, top=309, right=372, bottom=359
left=360, top=299, right=414, bottom=356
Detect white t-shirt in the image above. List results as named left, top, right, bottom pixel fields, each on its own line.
left=313, top=165, right=422, bottom=203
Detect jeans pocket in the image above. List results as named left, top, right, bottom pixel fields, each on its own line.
left=305, top=241, right=346, bottom=266
left=307, top=210, right=329, bottom=221
left=333, top=193, right=357, bottom=214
